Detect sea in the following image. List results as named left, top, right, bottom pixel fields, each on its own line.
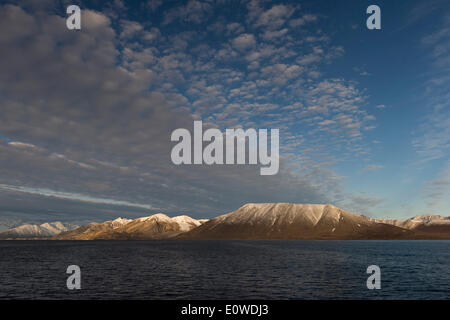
left=0, top=240, right=449, bottom=299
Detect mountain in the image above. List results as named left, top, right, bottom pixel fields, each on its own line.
left=5, top=204, right=449, bottom=240
left=55, top=214, right=208, bottom=240
left=376, top=214, right=450, bottom=234
left=0, top=222, right=79, bottom=239
left=177, top=203, right=415, bottom=240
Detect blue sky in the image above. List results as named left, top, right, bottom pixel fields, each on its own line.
left=0, top=0, right=448, bottom=223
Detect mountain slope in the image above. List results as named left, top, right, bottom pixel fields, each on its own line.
left=178, top=203, right=414, bottom=240
left=55, top=214, right=207, bottom=240
left=0, top=222, right=78, bottom=239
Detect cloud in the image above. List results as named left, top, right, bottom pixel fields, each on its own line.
left=231, top=33, right=256, bottom=51
left=254, top=4, right=296, bottom=30
left=0, top=184, right=157, bottom=210
left=147, top=0, right=163, bottom=12
left=8, top=141, right=38, bottom=149
left=423, top=160, right=450, bottom=208
left=0, top=2, right=379, bottom=222
left=353, top=67, right=371, bottom=76
left=413, top=14, right=450, bottom=162
left=226, top=22, right=244, bottom=35
left=119, top=20, right=143, bottom=39
left=0, top=5, right=194, bottom=215
left=289, top=14, right=318, bottom=27
left=261, top=28, right=289, bottom=41
left=399, top=0, right=447, bottom=31
left=341, top=193, right=384, bottom=217
left=163, top=0, right=213, bottom=25
left=83, top=9, right=111, bottom=29
left=0, top=4, right=35, bottom=42
left=359, top=164, right=384, bottom=173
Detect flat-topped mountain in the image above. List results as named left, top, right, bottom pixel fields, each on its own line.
left=177, top=203, right=414, bottom=240
left=55, top=214, right=208, bottom=240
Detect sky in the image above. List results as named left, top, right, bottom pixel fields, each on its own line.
left=0, top=0, right=448, bottom=224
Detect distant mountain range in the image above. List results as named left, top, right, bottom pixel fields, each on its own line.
left=0, top=222, right=78, bottom=239
left=376, top=214, right=450, bottom=235
left=2, top=203, right=450, bottom=240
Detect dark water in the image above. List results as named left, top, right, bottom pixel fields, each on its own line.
left=0, top=240, right=449, bottom=299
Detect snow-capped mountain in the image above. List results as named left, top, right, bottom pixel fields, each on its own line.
left=376, top=214, right=450, bottom=234
left=0, top=222, right=79, bottom=239
left=6, top=204, right=450, bottom=240
left=178, top=203, right=414, bottom=240
left=55, top=214, right=208, bottom=240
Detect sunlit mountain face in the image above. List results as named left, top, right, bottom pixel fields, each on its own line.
left=0, top=0, right=448, bottom=224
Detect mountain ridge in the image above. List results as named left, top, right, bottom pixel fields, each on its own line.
left=54, top=213, right=208, bottom=240
left=3, top=203, right=450, bottom=240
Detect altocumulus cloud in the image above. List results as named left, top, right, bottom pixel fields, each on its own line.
left=0, top=1, right=381, bottom=222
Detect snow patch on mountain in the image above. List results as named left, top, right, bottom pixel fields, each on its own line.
left=172, top=215, right=205, bottom=231
left=110, top=217, right=133, bottom=228
left=138, top=213, right=172, bottom=222
left=134, top=213, right=207, bottom=231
